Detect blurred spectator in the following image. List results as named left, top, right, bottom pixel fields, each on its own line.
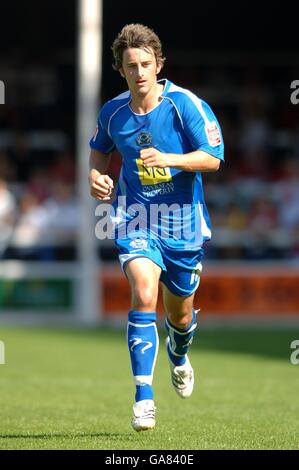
left=239, top=113, right=272, bottom=156
left=291, top=223, right=299, bottom=262
left=9, top=191, right=52, bottom=260
left=0, top=179, right=17, bottom=257
left=244, top=197, right=279, bottom=259
left=49, top=152, right=76, bottom=184
left=7, top=134, right=32, bottom=181
left=6, top=182, right=80, bottom=261
left=44, top=182, right=80, bottom=245
left=226, top=202, right=249, bottom=230
left=27, top=168, right=53, bottom=202
left=0, top=151, right=16, bottom=181
left=275, top=158, right=299, bottom=230
left=248, top=197, right=278, bottom=232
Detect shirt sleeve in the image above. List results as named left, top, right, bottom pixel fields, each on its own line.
left=182, top=94, right=224, bottom=161
left=89, top=109, right=115, bottom=154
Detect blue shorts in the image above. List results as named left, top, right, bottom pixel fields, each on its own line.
left=115, top=231, right=204, bottom=297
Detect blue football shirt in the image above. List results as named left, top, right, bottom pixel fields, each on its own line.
left=90, top=79, right=224, bottom=248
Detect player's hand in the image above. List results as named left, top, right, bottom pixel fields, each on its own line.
left=89, top=170, right=114, bottom=200
left=140, top=147, right=169, bottom=168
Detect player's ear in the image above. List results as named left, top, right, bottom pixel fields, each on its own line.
left=119, top=68, right=125, bottom=78
left=156, top=63, right=162, bottom=75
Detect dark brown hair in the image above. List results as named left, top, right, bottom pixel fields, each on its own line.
left=111, top=23, right=166, bottom=71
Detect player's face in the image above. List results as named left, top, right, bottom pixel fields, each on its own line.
left=120, top=47, right=161, bottom=97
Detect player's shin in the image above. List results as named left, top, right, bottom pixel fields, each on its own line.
left=127, top=310, right=159, bottom=402
left=165, top=308, right=197, bottom=366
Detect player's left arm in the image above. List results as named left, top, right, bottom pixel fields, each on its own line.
left=140, top=148, right=220, bottom=172
left=141, top=94, right=224, bottom=172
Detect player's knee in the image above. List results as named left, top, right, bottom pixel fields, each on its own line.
left=168, top=311, right=193, bottom=330
left=132, top=284, right=158, bottom=310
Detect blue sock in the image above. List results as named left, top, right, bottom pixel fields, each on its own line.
left=166, top=309, right=197, bottom=366
left=127, top=310, right=159, bottom=402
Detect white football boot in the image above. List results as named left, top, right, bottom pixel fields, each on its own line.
left=131, top=399, right=156, bottom=432
left=166, top=338, right=194, bottom=398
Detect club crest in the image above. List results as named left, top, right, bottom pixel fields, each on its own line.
left=129, top=238, right=148, bottom=250
left=136, top=131, right=152, bottom=147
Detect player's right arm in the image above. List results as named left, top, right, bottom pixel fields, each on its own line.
left=89, top=102, right=116, bottom=201
left=89, top=149, right=114, bottom=201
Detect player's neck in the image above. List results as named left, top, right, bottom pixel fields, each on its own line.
left=130, top=82, right=164, bottom=115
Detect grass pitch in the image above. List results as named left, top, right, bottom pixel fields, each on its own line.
left=0, top=325, right=298, bottom=450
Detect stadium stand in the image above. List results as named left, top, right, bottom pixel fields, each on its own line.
left=0, top=1, right=298, bottom=264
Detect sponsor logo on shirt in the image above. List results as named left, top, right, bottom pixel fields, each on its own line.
left=205, top=121, right=221, bottom=147
left=142, top=182, right=175, bottom=197
left=136, top=158, right=172, bottom=186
